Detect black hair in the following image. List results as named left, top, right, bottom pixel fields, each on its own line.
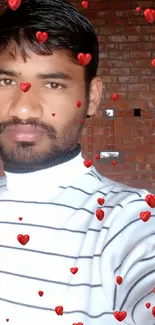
left=0, top=0, right=99, bottom=95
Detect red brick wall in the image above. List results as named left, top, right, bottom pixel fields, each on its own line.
left=0, top=0, right=155, bottom=192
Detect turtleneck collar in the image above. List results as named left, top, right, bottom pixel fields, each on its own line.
left=3, top=143, right=91, bottom=195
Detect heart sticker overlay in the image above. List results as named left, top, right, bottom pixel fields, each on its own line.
left=70, top=267, right=78, bottom=274
left=116, top=276, right=123, bottom=285
left=112, top=160, right=116, bottom=166
left=76, top=100, right=81, bottom=107
left=55, top=305, right=63, bottom=316
left=97, top=198, right=105, bottom=205
left=145, top=194, right=155, bottom=208
left=136, top=6, right=141, bottom=12
left=114, top=311, right=127, bottom=322
left=17, top=234, right=30, bottom=245
left=96, top=209, right=104, bottom=221
left=72, top=323, right=84, bottom=325
left=140, top=211, right=151, bottom=222
left=146, top=302, right=151, bottom=308
left=81, top=1, right=88, bottom=9
left=80, top=119, right=84, bottom=123
left=6, top=319, right=9, bottom=322
left=20, top=83, right=31, bottom=92
left=8, top=0, right=21, bottom=10
left=18, top=217, right=23, bottom=221
left=96, top=154, right=100, bottom=160
left=83, top=160, right=92, bottom=168
left=77, top=53, right=92, bottom=66
left=144, top=8, right=155, bottom=23
left=112, top=93, right=119, bottom=101
left=152, top=306, right=155, bottom=317
left=51, top=113, right=56, bottom=116
left=152, top=59, right=155, bottom=68
left=36, top=31, right=48, bottom=44
left=38, top=290, right=44, bottom=297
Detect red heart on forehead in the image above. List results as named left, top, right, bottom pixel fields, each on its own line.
left=8, top=0, right=21, bottom=10
left=77, top=53, right=92, bottom=66
left=114, top=311, right=127, bottom=321
left=36, top=31, right=48, bottom=44
left=70, top=267, right=78, bottom=274
left=145, top=194, right=155, bottom=208
left=20, top=83, right=31, bottom=92
left=17, top=234, right=30, bottom=245
left=140, top=211, right=151, bottom=222
left=55, top=306, right=63, bottom=316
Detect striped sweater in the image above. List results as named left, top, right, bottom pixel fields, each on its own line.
left=0, top=148, right=155, bottom=325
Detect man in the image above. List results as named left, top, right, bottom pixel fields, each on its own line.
left=0, top=0, right=154, bottom=324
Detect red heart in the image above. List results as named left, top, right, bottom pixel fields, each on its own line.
left=18, top=217, right=23, bottom=221
left=116, top=276, right=123, bottom=285
left=96, top=209, right=104, bottom=221
left=38, top=290, right=44, bottom=297
left=153, top=287, right=155, bottom=293
left=152, top=306, right=155, bottom=317
left=81, top=1, right=88, bottom=9
left=72, top=323, right=84, bottom=325
left=6, top=319, right=9, bottom=322
left=17, top=234, right=30, bottom=245
left=8, top=0, right=21, bottom=10
left=55, top=305, right=63, bottom=316
left=144, top=9, right=155, bottom=23
left=76, top=101, right=81, bottom=107
left=152, top=59, right=155, bottom=68
left=83, top=160, right=92, bottom=168
left=136, top=6, right=141, bottom=12
left=51, top=113, right=56, bottom=116
left=20, top=82, right=31, bottom=92
left=96, top=154, right=100, bottom=160
left=114, top=311, right=127, bottom=321
left=112, top=160, right=116, bottom=166
left=36, top=31, right=48, bottom=44
left=80, top=119, right=84, bottom=123
left=77, top=53, right=92, bottom=66
left=146, top=302, right=151, bottom=308
left=140, top=211, right=151, bottom=222
left=112, top=93, right=119, bottom=101
left=70, top=267, right=78, bottom=274
left=145, top=194, right=155, bottom=208
left=97, top=198, right=105, bottom=205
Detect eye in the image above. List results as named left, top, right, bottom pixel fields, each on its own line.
left=0, top=79, right=16, bottom=86
left=44, top=82, right=63, bottom=89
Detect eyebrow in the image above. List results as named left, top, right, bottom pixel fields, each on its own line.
left=0, top=69, right=73, bottom=81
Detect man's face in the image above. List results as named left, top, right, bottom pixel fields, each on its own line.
left=0, top=44, right=102, bottom=171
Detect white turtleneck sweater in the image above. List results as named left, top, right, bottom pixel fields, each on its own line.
left=0, top=151, right=155, bottom=325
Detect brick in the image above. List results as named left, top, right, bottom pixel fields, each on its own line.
left=142, top=26, right=155, bottom=34
left=130, top=68, right=152, bottom=75
left=118, top=75, right=139, bottom=83
left=107, top=51, right=130, bottom=59
left=119, top=42, right=141, bottom=50
left=106, top=83, right=127, bottom=91
left=90, top=2, right=110, bottom=10
left=141, top=43, right=155, bottom=50
left=108, top=35, right=128, bottom=42
left=129, top=84, right=150, bottom=91
left=140, top=92, right=155, bottom=100
left=141, top=76, right=155, bottom=83
left=110, top=2, right=132, bottom=10
left=119, top=59, right=152, bottom=67
left=130, top=51, right=151, bottom=59
left=102, top=75, right=117, bottom=83
left=128, top=35, right=149, bottom=41
left=109, top=68, right=130, bottom=75
left=100, top=43, right=119, bottom=50
left=99, top=60, right=119, bottom=68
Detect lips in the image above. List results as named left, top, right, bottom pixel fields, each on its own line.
left=5, top=125, right=45, bottom=133
left=4, top=125, right=46, bottom=142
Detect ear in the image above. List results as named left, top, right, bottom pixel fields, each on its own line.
left=87, top=76, right=103, bottom=117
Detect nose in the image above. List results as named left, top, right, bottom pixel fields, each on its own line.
left=8, top=86, right=43, bottom=120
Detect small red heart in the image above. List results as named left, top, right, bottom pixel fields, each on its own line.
left=112, top=93, right=119, bottom=101
left=76, top=101, right=81, bottom=107
left=97, top=198, right=105, bottom=205
left=38, top=290, right=44, bottom=297
left=81, top=1, right=88, bottom=9
left=114, top=311, right=127, bottom=322
left=153, top=287, right=155, bottom=293
left=6, top=319, right=9, bottom=322
left=20, top=82, right=31, bottom=92
left=8, top=0, right=21, bottom=10
left=55, top=305, right=63, bottom=316
left=96, top=154, right=100, bottom=160
left=72, top=323, right=84, bottom=325
left=51, top=113, right=56, bottom=116
left=77, top=53, right=92, bottom=66
left=136, top=6, right=141, bottom=12
left=18, top=217, right=23, bottom=221
left=146, top=302, right=151, bottom=308
left=152, top=59, right=155, bottom=68
left=140, top=211, right=151, bottom=222
left=145, top=194, right=155, bottom=208
left=17, top=234, right=30, bottom=245
left=83, top=160, right=92, bottom=168
left=96, top=209, right=104, bottom=221
left=112, top=160, right=116, bottom=166
left=152, top=306, right=155, bottom=317
left=70, top=267, right=78, bottom=274
left=36, top=31, right=48, bottom=44
left=116, top=276, right=123, bottom=285
left=144, top=8, right=155, bottom=23
left=80, top=119, right=84, bottom=123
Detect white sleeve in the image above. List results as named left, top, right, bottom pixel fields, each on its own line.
left=101, top=189, right=155, bottom=325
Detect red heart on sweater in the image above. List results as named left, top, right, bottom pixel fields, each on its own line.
left=83, top=160, right=92, bottom=168
left=72, top=323, right=84, bottom=325
left=18, top=217, right=23, bottom=221
left=116, top=276, right=123, bottom=285
left=17, top=234, right=30, bottom=245
left=38, top=290, right=44, bottom=297
left=36, top=31, right=48, bottom=44
left=81, top=1, right=88, bottom=8
left=146, top=302, right=151, bottom=308
left=8, top=0, right=21, bottom=10
left=145, top=194, right=155, bottom=208
left=20, top=83, right=31, bottom=92
left=97, top=198, right=105, bottom=205
left=152, top=306, right=155, bottom=317
left=77, top=53, right=92, bottom=66
left=70, top=267, right=78, bottom=274
left=55, top=306, right=63, bottom=316
left=6, top=319, right=9, bottom=322
left=96, top=209, right=104, bottom=221
left=140, top=211, right=151, bottom=222
left=114, top=311, right=127, bottom=321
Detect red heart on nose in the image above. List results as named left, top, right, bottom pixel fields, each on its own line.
left=20, top=83, right=31, bottom=92
left=70, top=267, right=78, bottom=274
left=97, top=198, right=105, bottom=205
left=36, top=31, right=48, bottom=44
left=145, top=194, right=155, bottom=208
left=77, top=53, right=92, bottom=66
left=55, top=306, right=63, bottom=316
left=8, top=0, right=21, bottom=10
left=17, top=234, right=30, bottom=245
left=114, top=311, right=127, bottom=321
left=140, top=211, right=151, bottom=222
